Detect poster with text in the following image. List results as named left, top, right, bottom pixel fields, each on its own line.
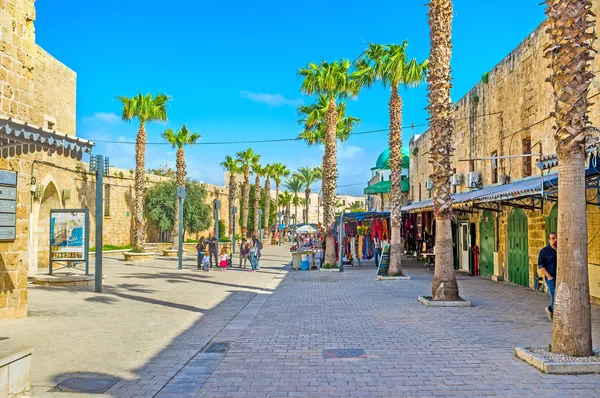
left=50, top=210, right=86, bottom=261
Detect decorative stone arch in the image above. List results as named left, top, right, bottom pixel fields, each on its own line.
left=29, top=174, right=63, bottom=275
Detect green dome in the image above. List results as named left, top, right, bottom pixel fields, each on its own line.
left=371, top=147, right=409, bottom=170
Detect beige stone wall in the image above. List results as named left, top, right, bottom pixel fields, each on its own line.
left=407, top=9, right=600, bottom=296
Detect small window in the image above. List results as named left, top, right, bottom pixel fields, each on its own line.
left=522, top=138, right=532, bottom=177
left=491, top=151, right=498, bottom=184
left=47, top=121, right=55, bottom=130
left=104, top=185, right=110, bottom=217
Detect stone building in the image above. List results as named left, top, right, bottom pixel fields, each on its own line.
left=364, top=147, right=409, bottom=212
left=403, top=6, right=600, bottom=303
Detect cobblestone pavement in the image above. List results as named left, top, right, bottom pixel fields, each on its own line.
left=6, top=245, right=600, bottom=397
left=1, top=245, right=290, bottom=397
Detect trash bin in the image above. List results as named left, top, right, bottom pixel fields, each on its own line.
left=300, top=253, right=309, bottom=271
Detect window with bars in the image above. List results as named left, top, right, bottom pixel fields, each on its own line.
left=522, top=138, right=532, bottom=177
left=104, top=185, right=111, bottom=217
left=491, top=151, right=498, bottom=184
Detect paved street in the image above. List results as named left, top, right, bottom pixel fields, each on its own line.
left=4, top=243, right=600, bottom=397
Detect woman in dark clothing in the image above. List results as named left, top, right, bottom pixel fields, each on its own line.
left=196, top=236, right=205, bottom=269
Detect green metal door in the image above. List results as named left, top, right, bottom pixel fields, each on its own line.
left=546, top=204, right=558, bottom=244
left=479, top=211, right=494, bottom=277
left=508, top=208, right=529, bottom=287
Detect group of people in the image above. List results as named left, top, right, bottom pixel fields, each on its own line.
left=195, top=232, right=264, bottom=273
left=238, top=236, right=263, bottom=272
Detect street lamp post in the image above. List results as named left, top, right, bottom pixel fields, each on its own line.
left=214, top=199, right=220, bottom=258
left=258, top=208, right=263, bottom=242
left=232, top=205, right=237, bottom=254
left=90, top=154, right=109, bottom=293
left=277, top=211, right=282, bottom=246
left=176, top=187, right=186, bottom=270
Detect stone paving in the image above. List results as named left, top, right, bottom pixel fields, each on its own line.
left=4, top=244, right=600, bottom=397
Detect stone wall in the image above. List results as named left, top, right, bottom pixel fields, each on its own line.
left=407, top=8, right=600, bottom=296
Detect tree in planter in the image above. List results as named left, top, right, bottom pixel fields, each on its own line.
left=162, top=125, right=201, bottom=250
left=246, top=185, right=277, bottom=236
left=294, top=166, right=322, bottom=224
left=298, top=59, right=359, bottom=266
left=251, top=161, right=265, bottom=236
left=271, top=163, right=290, bottom=224
left=279, top=190, right=293, bottom=226
left=236, top=148, right=259, bottom=237
left=546, top=0, right=595, bottom=357
left=427, top=0, right=459, bottom=300
left=284, top=175, right=305, bottom=227
left=220, top=155, right=240, bottom=240
left=146, top=180, right=212, bottom=241
left=354, top=42, right=428, bottom=276
left=262, top=164, right=274, bottom=238
left=117, top=92, right=171, bottom=252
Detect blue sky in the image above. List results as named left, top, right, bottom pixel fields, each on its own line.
left=35, top=0, right=545, bottom=195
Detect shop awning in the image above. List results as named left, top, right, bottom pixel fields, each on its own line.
left=363, top=180, right=409, bottom=195
left=0, top=116, right=95, bottom=160
left=341, top=211, right=390, bottom=222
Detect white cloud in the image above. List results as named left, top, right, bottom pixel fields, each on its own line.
left=337, top=144, right=364, bottom=160
left=83, top=112, right=121, bottom=124
left=240, top=91, right=303, bottom=108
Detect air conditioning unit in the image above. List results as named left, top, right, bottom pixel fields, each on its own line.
left=450, top=174, right=464, bottom=186
left=466, top=171, right=482, bottom=188
left=425, top=179, right=434, bottom=190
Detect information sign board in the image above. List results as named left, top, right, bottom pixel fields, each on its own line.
left=0, top=213, right=16, bottom=227
left=0, top=171, right=17, bottom=186
left=0, top=227, right=16, bottom=240
left=377, top=243, right=391, bottom=276
left=0, top=170, right=17, bottom=242
left=50, top=209, right=88, bottom=261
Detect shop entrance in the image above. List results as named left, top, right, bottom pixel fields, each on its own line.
left=479, top=211, right=495, bottom=277
left=459, top=222, right=470, bottom=272
left=508, top=208, right=529, bottom=287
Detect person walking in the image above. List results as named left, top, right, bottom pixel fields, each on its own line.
left=196, top=236, right=205, bottom=269
left=373, top=234, right=382, bottom=267
left=239, top=238, right=249, bottom=268
left=205, top=232, right=218, bottom=268
left=249, top=235, right=262, bottom=272
left=219, top=248, right=228, bottom=271
left=538, top=232, right=558, bottom=321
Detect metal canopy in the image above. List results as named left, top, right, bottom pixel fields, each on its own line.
left=342, top=211, right=390, bottom=222
left=0, top=116, right=95, bottom=160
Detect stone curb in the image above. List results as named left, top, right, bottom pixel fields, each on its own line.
left=319, top=268, right=340, bottom=272
left=515, top=347, right=600, bottom=374
left=418, top=296, right=472, bottom=307
left=123, top=252, right=157, bottom=262
left=378, top=275, right=411, bottom=280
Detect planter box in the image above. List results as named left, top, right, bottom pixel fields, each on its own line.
left=378, top=275, right=411, bottom=280
left=319, top=268, right=340, bottom=272
left=0, top=346, right=32, bottom=397
left=418, top=296, right=472, bottom=307
left=162, top=250, right=179, bottom=257
left=33, top=274, right=101, bottom=287
left=515, top=347, right=600, bottom=374
left=123, top=252, right=156, bottom=262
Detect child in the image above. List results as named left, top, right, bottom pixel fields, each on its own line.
left=201, top=251, right=210, bottom=272
left=219, top=248, right=228, bottom=271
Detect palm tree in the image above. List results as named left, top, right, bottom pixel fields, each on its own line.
left=546, top=0, right=595, bottom=357
left=426, top=0, right=459, bottom=300
left=236, top=148, right=259, bottom=237
left=297, top=197, right=307, bottom=224
left=299, top=59, right=359, bottom=266
left=271, top=163, right=290, bottom=221
left=294, top=166, right=322, bottom=224
left=251, top=161, right=264, bottom=236
left=297, top=95, right=360, bottom=146
left=220, top=155, right=240, bottom=240
left=162, top=125, right=200, bottom=249
left=284, top=175, right=305, bottom=225
left=262, top=164, right=274, bottom=236
left=354, top=43, right=428, bottom=276
left=118, top=92, right=170, bottom=252
left=279, top=191, right=293, bottom=226
left=347, top=201, right=364, bottom=213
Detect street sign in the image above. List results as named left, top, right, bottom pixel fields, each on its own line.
left=0, top=227, right=16, bottom=240
left=0, top=171, right=17, bottom=186
left=176, top=187, right=186, bottom=199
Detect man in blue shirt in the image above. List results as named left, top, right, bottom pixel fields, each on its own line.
left=538, top=232, right=557, bottom=320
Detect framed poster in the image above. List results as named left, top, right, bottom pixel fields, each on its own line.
left=50, top=209, right=89, bottom=262
left=377, top=243, right=391, bottom=276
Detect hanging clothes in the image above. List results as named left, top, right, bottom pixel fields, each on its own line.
left=382, top=218, right=389, bottom=241
left=346, top=222, right=358, bottom=237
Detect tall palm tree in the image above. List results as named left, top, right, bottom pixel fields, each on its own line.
left=427, top=0, right=459, bottom=300
left=297, top=197, right=307, bottom=224
left=271, top=163, right=290, bottom=221
left=279, top=191, right=293, bottom=226
left=262, top=164, right=274, bottom=236
left=220, top=155, right=240, bottom=240
left=251, top=161, right=264, bottom=236
left=294, top=166, right=322, bottom=224
left=118, top=92, right=170, bottom=252
left=299, top=60, right=359, bottom=266
left=284, top=175, right=305, bottom=225
left=297, top=95, right=360, bottom=146
left=162, top=125, right=200, bottom=249
left=355, top=42, right=428, bottom=276
left=546, top=0, right=595, bottom=357
left=236, top=148, right=259, bottom=237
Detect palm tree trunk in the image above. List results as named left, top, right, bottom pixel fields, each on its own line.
left=428, top=0, right=459, bottom=300
left=241, top=167, right=250, bottom=237
left=547, top=0, right=594, bottom=357
left=275, top=182, right=280, bottom=220
left=304, top=188, right=311, bottom=224
left=228, top=173, right=237, bottom=240
left=253, top=176, right=261, bottom=236
left=323, top=99, right=338, bottom=266
left=172, top=147, right=186, bottom=250
left=133, top=122, right=147, bottom=252
left=388, top=86, right=404, bottom=276
left=294, top=199, right=298, bottom=227
left=263, top=178, right=271, bottom=239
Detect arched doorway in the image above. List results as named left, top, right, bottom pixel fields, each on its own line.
left=508, top=208, right=529, bottom=287
left=545, top=203, right=558, bottom=243
left=479, top=210, right=495, bottom=277
left=36, top=182, right=62, bottom=270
